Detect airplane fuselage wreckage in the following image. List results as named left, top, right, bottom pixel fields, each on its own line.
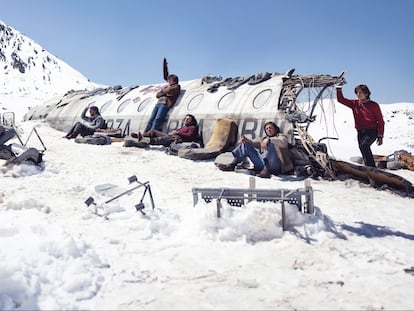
left=23, top=62, right=413, bottom=198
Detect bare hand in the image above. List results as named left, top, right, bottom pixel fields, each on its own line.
left=261, top=138, right=269, bottom=150
left=238, top=136, right=246, bottom=144
left=377, top=137, right=383, bottom=146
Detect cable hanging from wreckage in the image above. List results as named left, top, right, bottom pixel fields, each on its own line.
left=278, top=72, right=413, bottom=198
left=278, top=71, right=347, bottom=180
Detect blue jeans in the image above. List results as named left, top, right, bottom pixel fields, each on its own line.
left=144, top=103, right=168, bottom=132
left=232, top=142, right=281, bottom=174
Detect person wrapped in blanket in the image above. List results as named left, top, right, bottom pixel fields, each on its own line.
left=64, top=106, right=106, bottom=139
left=223, top=121, right=294, bottom=178
left=131, top=114, right=198, bottom=147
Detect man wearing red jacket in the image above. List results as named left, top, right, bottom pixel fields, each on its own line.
left=131, top=114, right=199, bottom=147
left=336, top=84, right=385, bottom=167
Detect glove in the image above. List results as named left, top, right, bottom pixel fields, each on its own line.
left=334, top=77, right=346, bottom=88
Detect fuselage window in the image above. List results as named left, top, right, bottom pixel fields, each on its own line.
left=138, top=98, right=153, bottom=112
left=187, top=94, right=204, bottom=111
left=100, top=100, right=113, bottom=113
left=252, top=89, right=272, bottom=109
left=117, top=98, right=132, bottom=113
left=217, top=92, right=235, bottom=110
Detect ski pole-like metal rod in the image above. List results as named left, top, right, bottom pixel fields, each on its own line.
left=103, top=182, right=149, bottom=204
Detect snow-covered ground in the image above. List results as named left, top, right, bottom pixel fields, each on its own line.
left=1, top=98, right=414, bottom=310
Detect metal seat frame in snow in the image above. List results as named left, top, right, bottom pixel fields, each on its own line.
left=192, top=178, right=314, bottom=231
left=85, top=175, right=155, bottom=216
left=0, top=117, right=45, bottom=166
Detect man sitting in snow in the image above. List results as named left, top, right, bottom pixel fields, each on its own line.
left=127, top=114, right=199, bottom=148
left=221, top=121, right=293, bottom=178
left=64, top=106, right=106, bottom=139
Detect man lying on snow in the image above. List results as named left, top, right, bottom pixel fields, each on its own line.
left=218, top=121, right=294, bottom=178
left=126, top=114, right=199, bottom=148
left=64, top=106, right=107, bottom=139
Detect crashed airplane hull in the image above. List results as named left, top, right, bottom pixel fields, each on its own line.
left=25, top=72, right=295, bottom=143
left=23, top=69, right=414, bottom=197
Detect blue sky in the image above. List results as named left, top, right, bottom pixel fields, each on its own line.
left=2, top=0, right=413, bottom=104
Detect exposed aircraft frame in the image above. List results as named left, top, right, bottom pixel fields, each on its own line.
left=23, top=69, right=344, bottom=173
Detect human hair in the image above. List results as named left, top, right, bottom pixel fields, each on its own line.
left=354, top=84, right=371, bottom=100
left=167, top=74, right=179, bottom=84
left=184, top=114, right=198, bottom=126
left=264, top=121, right=279, bottom=133
left=89, top=106, right=99, bottom=114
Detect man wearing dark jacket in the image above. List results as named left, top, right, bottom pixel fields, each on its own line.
left=64, top=106, right=106, bottom=139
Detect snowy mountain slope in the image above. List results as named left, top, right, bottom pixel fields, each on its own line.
left=0, top=20, right=100, bottom=118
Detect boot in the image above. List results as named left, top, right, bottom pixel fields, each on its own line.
left=143, top=130, right=153, bottom=137
left=64, top=134, right=76, bottom=139
left=131, top=132, right=143, bottom=140
left=218, top=158, right=238, bottom=171
left=257, top=167, right=271, bottom=178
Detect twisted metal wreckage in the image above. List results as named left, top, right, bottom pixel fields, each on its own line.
left=0, top=114, right=45, bottom=166
left=13, top=67, right=414, bottom=200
